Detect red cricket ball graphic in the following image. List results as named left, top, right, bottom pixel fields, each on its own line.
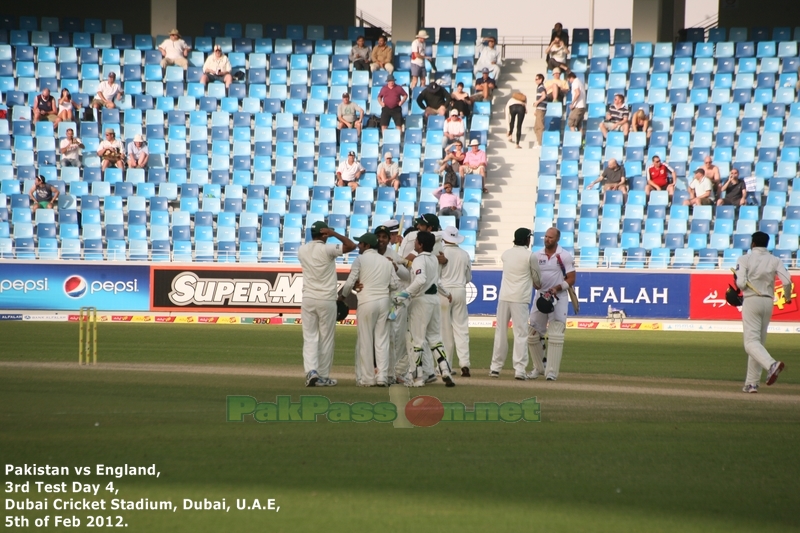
left=404, top=395, right=444, bottom=427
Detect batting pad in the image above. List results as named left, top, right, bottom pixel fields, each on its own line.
left=527, top=326, right=546, bottom=375
left=545, top=321, right=566, bottom=379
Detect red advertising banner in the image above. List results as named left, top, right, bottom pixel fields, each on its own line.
left=689, top=273, right=799, bottom=321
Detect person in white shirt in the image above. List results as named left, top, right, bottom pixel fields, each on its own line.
left=736, top=231, right=793, bottom=393
left=410, top=30, right=429, bottom=89
left=200, top=45, right=233, bottom=88
left=489, top=228, right=542, bottom=379
left=438, top=226, right=472, bottom=376
left=336, top=151, right=365, bottom=191
left=527, top=227, right=576, bottom=381
left=684, top=168, right=714, bottom=206
left=97, top=128, right=124, bottom=171
left=567, top=72, right=586, bottom=133
left=442, top=109, right=466, bottom=148
left=298, top=221, right=356, bottom=387
left=92, top=72, right=122, bottom=110
left=159, top=29, right=190, bottom=69
left=377, top=152, right=400, bottom=191
left=474, top=36, right=503, bottom=79
left=340, top=232, right=396, bottom=386
left=59, top=128, right=84, bottom=168
left=126, top=134, right=149, bottom=169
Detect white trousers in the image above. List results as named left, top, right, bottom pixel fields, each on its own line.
left=440, top=288, right=471, bottom=368
left=742, top=296, right=777, bottom=385
left=301, top=298, right=337, bottom=378
left=408, top=294, right=443, bottom=367
left=490, top=300, right=530, bottom=374
left=528, top=292, right=569, bottom=334
left=354, top=298, right=391, bottom=385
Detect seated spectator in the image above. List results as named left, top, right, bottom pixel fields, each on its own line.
left=416, top=81, right=450, bottom=117
left=92, top=72, right=123, bottom=111
left=59, top=128, right=84, bottom=168
left=439, top=141, right=466, bottom=181
left=200, top=45, right=233, bottom=89
left=370, top=35, right=394, bottom=73
left=505, top=91, right=528, bottom=148
left=435, top=182, right=463, bottom=220
left=29, top=175, right=59, bottom=213
left=127, top=134, right=149, bottom=169
left=377, top=152, right=400, bottom=191
left=545, top=36, right=570, bottom=74
left=159, top=29, right=190, bottom=69
left=600, top=93, right=630, bottom=138
left=702, top=156, right=722, bottom=195
left=33, top=89, right=59, bottom=126
left=336, top=151, right=365, bottom=191
left=473, top=68, right=497, bottom=102
left=57, top=88, right=79, bottom=122
left=645, top=156, right=675, bottom=197
left=586, top=158, right=628, bottom=201
left=337, top=93, right=364, bottom=137
left=378, top=75, right=407, bottom=132
left=450, top=82, right=473, bottom=119
left=442, top=109, right=466, bottom=148
left=410, top=30, right=430, bottom=89
left=350, top=36, right=371, bottom=71
left=97, top=128, right=125, bottom=171
left=551, top=22, right=570, bottom=47
left=460, top=139, right=488, bottom=193
left=544, top=68, right=569, bottom=104
left=630, top=109, right=651, bottom=139
left=684, top=168, right=714, bottom=206
left=567, top=72, right=586, bottom=134
left=717, top=168, right=746, bottom=207
left=473, top=36, right=502, bottom=79
left=533, top=74, right=548, bottom=146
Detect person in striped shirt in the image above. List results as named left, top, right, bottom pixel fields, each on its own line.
left=600, top=93, right=630, bottom=138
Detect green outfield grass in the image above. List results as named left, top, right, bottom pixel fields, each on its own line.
left=2, top=323, right=799, bottom=532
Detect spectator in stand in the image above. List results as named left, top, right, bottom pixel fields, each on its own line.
left=97, top=128, right=125, bottom=172
left=473, top=68, right=497, bottom=102
left=200, top=45, right=233, bottom=89
left=533, top=74, right=548, bottom=146
left=337, top=92, right=364, bottom=138
left=29, top=176, right=59, bottom=213
left=545, top=68, right=569, bottom=104
left=32, top=88, right=60, bottom=126
left=460, top=139, right=488, bottom=193
left=702, top=156, right=722, bottom=195
left=350, top=36, right=371, bottom=71
left=684, top=168, right=714, bottom=206
left=92, top=72, right=123, bottom=111
left=630, top=108, right=651, bottom=139
left=450, top=82, right=473, bottom=119
left=377, top=152, right=400, bottom=191
left=505, top=91, right=528, bottom=149
left=59, top=128, right=84, bottom=168
left=439, top=141, right=466, bottom=178
left=645, top=156, right=675, bottom=197
left=586, top=159, right=628, bottom=201
left=442, top=109, right=466, bottom=148
left=159, top=29, right=190, bottom=69
left=378, top=75, right=407, bottom=132
left=416, top=81, right=450, bottom=117
left=545, top=36, right=570, bottom=74
left=410, top=30, right=429, bottom=89
left=474, top=36, right=502, bottom=79
left=435, top=182, right=463, bottom=221
left=566, top=72, right=586, bottom=134
left=336, top=151, right=365, bottom=191
left=717, top=168, right=746, bottom=207
left=126, top=134, right=149, bottom=169
left=57, top=88, right=79, bottom=122
left=600, top=93, right=630, bottom=138
left=551, top=23, right=570, bottom=46
left=370, top=35, right=394, bottom=74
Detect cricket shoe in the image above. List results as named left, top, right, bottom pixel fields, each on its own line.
left=742, top=384, right=759, bottom=393
left=425, top=374, right=438, bottom=384
left=438, top=360, right=456, bottom=388
left=526, top=369, right=541, bottom=380
left=305, top=370, right=320, bottom=387
left=545, top=375, right=557, bottom=381
left=395, top=373, right=410, bottom=385
left=377, top=380, right=388, bottom=387
left=766, top=361, right=785, bottom=386
left=461, top=367, right=471, bottom=377
left=315, top=377, right=338, bottom=387
left=514, top=373, right=528, bottom=381
left=489, top=370, right=500, bottom=378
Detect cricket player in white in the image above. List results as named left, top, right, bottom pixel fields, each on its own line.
left=298, top=221, right=356, bottom=386
left=489, top=228, right=542, bottom=379
left=736, top=231, right=793, bottom=392
left=439, top=226, right=473, bottom=376
left=527, top=227, right=576, bottom=381
left=341, top=233, right=396, bottom=387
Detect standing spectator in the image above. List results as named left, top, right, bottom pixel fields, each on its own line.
left=370, top=35, right=394, bottom=74
left=378, top=75, right=407, bottom=132
left=410, top=30, right=429, bottom=89
left=567, top=72, right=586, bottom=133
left=59, top=128, right=84, bottom=168
left=684, top=168, right=714, bottom=206
left=717, top=168, right=746, bottom=207
left=57, top=89, right=78, bottom=122
left=586, top=158, right=628, bottom=201
left=450, top=82, right=473, bottom=119
left=460, top=139, right=488, bottom=193
left=126, top=134, right=149, bottom=169
left=200, top=45, right=233, bottom=89
left=439, top=226, right=473, bottom=377
left=505, top=91, right=528, bottom=149
left=545, top=36, right=570, bottom=74
left=645, top=156, right=676, bottom=197
left=438, top=141, right=466, bottom=179
left=434, top=183, right=463, bottom=220
left=97, top=128, right=124, bottom=172
left=473, top=68, right=497, bottom=102
left=350, top=36, right=371, bottom=71
left=442, top=109, right=466, bottom=148
left=416, top=82, right=450, bottom=117
left=544, top=68, right=569, bottom=103
left=600, top=93, right=631, bottom=138
left=377, top=152, right=400, bottom=191
left=474, top=36, right=503, bottom=79
left=336, top=151, right=365, bottom=191
left=551, top=23, right=570, bottom=47
left=336, top=93, right=363, bottom=138
left=159, top=29, right=190, bottom=69
left=702, top=155, right=722, bottom=194
left=32, top=89, right=59, bottom=126
left=533, top=74, right=548, bottom=146
left=29, top=176, right=59, bottom=213
left=92, top=72, right=123, bottom=111
left=630, top=108, right=651, bottom=139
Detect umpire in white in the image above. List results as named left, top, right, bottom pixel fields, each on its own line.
left=439, top=226, right=473, bottom=376
left=298, top=221, right=356, bottom=387
left=489, top=228, right=542, bottom=379
left=527, top=227, right=576, bottom=381
left=736, top=231, right=793, bottom=392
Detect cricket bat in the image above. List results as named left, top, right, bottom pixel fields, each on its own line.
left=567, top=286, right=580, bottom=314
left=394, top=214, right=405, bottom=252
left=730, top=267, right=762, bottom=296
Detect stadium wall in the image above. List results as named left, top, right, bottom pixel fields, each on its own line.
left=718, top=0, right=800, bottom=31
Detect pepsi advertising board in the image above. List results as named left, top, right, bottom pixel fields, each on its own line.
left=0, top=264, right=151, bottom=311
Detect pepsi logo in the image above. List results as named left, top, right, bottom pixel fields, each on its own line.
left=64, top=276, right=88, bottom=299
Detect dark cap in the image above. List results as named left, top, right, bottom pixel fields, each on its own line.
left=355, top=233, right=379, bottom=247
left=310, top=221, right=329, bottom=235
left=347, top=150, right=356, bottom=157
left=386, top=74, right=395, bottom=82
left=514, top=227, right=532, bottom=242
left=428, top=82, right=439, bottom=90
left=414, top=213, right=439, bottom=229
left=373, top=225, right=391, bottom=236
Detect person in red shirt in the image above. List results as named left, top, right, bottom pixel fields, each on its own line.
left=378, top=75, right=408, bottom=132
left=645, top=155, right=675, bottom=197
